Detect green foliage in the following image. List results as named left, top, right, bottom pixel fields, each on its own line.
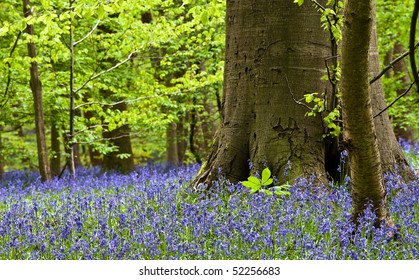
left=304, top=92, right=325, bottom=117
left=376, top=0, right=419, bottom=135
left=241, top=168, right=291, bottom=197
left=377, top=0, right=412, bottom=55
left=0, top=0, right=225, bottom=170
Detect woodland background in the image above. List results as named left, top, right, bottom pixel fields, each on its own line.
left=0, top=0, right=416, bottom=177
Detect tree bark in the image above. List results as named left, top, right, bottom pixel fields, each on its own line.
left=0, top=126, right=4, bottom=178
left=192, top=0, right=330, bottom=188
left=82, top=94, right=103, bottom=166
left=166, top=122, right=180, bottom=164
left=176, top=118, right=187, bottom=163
left=369, top=0, right=414, bottom=180
left=68, top=0, right=76, bottom=178
left=341, top=0, right=391, bottom=227
left=50, top=118, right=61, bottom=176
left=23, top=0, right=51, bottom=182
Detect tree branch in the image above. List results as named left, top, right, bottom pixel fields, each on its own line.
left=74, top=51, right=136, bottom=94
left=74, top=81, right=213, bottom=110
left=75, top=131, right=142, bottom=144
left=74, top=20, right=100, bottom=46
left=74, top=92, right=179, bottom=110
left=370, top=41, right=419, bottom=84
left=2, top=31, right=22, bottom=108
left=284, top=74, right=313, bottom=111
left=311, top=0, right=326, bottom=11
left=373, top=81, right=416, bottom=119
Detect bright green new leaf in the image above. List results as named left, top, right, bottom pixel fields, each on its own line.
left=98, top=5, right=105, bottom=19
left=261, top=167, right=271, bottom=183
left=201, top=10, right=209, bottom=24
left=241, top=180, right=260, bottom=192
left=262, top=178, right=273, bottom=186
left=305, top=93, right=315, bottom=103
left=247, top=176, right=261, bottom=185
left=269, top=185, right=291, bottom=197
left=294, top=0, right=304, bottom=6
left=260, top=189, right=273, bottom=195
left=275, top=190, right=291, bottom=196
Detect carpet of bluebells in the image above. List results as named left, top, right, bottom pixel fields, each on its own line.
left=1, top=142, right=419, bottom=260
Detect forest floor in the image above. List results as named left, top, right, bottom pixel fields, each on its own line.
left=1, top=140, right=419, bottom=259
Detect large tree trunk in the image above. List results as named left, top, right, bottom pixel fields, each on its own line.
left=23, top=0, right=51, bottom=182
left=341, top=0, right=392, bottom=227
left=369, top=0, right=414, bottom=180
left=192, top=0, right=330, bottom=188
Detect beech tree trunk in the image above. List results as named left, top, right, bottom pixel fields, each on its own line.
left=192, top=0, right=330, bottom=188
left=23, top=0, right=51, bottom=182
left=341, top=0, right=392, bottom=227
left=369, top=0, right=413, bottom=180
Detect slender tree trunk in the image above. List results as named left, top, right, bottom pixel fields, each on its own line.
left=83, top=102, right=103, bottom=166
left=73, top=142, right=82, bottom=167
left=341, top=0, right=392, bottom=227
left=68, top=0, right=76, bottom=178
left=192, top=0, right=330, bottom=188
left=201, top=98, right=217, bottom=149
left=369, top=0, right=414, bottom=181
left=95, top=20, right=134, bottom=173
left=190, top=102, right=202, bottom=164
left=166, top=122, right=179, bottom=164
left=101, top=101, right=134, bottom=173
left=88, top=146, right=102, bottom=166
left=50, top=118, right=61, bottom=176
left=23, top=0, right=51, bottom=182
left=176, top=118, right=187, bottom=163
left=0, top=126, right=4, bottom=178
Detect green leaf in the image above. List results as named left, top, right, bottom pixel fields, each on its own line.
left=247, top=176, right=261, bottom=185
left=270, top=185, right=291, bottom=191
left=294, top=0, right=304, bottom=6
left=201, top=10, right=209, bottom=24
left=260, top=189, right=273, bottom=195
left=98, top=5, right=105, bottom=19
left=268, top=185, right=291, bottom=196
left=241, top=180, right=260, bottom=192
left=116, top=153, right=131, bottom=159
left=305, top=93, right=314, bottom=103
left=274, top=190, right=291, bottom=196
left=262, top=178, right=273, bottom=186
left=261, top=168, right=271, bottom=184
